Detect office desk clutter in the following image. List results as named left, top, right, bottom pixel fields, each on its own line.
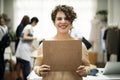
left=28, top=63, right=120, bottom=80
left=84, top=62, right=120, bottom=80
left=84, top=68, right=120, bottom=80
left=102, top=62, right=120, bottom=75
left=88, top=69, right=99, bottom=76
left=27, top=70, right=42, bottom=80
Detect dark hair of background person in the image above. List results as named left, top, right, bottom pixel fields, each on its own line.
left=30, top=17, right=39, bottom=24
left=96, top=10, right=107, bottom=15
left=51, top=5, right=77, bottom=24
left=20, top=15, right=30, bottom=27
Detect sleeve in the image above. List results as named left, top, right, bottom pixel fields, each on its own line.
left=0, top=29, right=3, bottom=41
left=22, top=25, right=31, bottom=33
left=0, top=27, right=5, bottom=41
left=34, top=44, right=43, bottom=66
left=82, top=44, right=90, bottom=66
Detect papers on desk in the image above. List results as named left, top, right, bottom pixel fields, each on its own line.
left=27, top=70, right=42, bottom=80
left=83, top=68, right=120, bottom=80
left=83, top=74, right=120, bottom=80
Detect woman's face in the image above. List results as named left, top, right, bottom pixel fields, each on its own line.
left=0, top=18, right=5, bottom=26
left=54, top=11, right=72, bottom=33
left=31, top=21, right=37, bottom=27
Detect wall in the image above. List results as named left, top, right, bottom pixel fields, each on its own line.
left=108, top=0, right=120, bottom=27
left=97, top=0, right=108, bottom=11
left=4, top=0, right=14, bottom=31
left=0, top=0, right=4, bottom=14
left=2, top=0, right=108, bottom=32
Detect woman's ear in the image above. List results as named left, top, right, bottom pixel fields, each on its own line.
left=70, top=26, right=73, bottom=30
left=69, top=25, right=73, bottom=30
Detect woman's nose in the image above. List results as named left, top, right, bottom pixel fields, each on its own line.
left=61, top=19, right=67, bottom=23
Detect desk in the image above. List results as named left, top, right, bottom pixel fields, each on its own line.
left=83, top=68, right=120, bottom=80
left=28, top=68, right=120, bottom=80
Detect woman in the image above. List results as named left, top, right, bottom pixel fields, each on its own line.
left=15, top=15, right=30, bottom=80
left=15, top=15, right=30, bottom=51
left=34, top=5, right=90, bottom=80
left=15, top=17, right=39, bottom=80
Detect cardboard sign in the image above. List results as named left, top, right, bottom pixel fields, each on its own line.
left=43, top=40, right=82, bottom=71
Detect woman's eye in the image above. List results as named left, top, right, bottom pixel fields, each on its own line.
left=57, top=17, right=62, bottom=20
left=65, top=17, right=69, bottom=20
left=56, top=17, right=69, bottom=21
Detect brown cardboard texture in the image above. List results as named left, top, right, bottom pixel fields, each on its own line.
left=43, top=40, right=82, bottom=71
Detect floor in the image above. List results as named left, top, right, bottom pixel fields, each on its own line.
left=4, top=71, right=18, bottom=80
left=4, top=60, right=23, bottom=80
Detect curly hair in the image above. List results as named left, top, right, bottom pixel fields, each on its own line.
left=51, top=5, right=77, bottom=24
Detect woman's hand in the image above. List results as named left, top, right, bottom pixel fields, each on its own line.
left=34, top=64, right=51, bottom=76
left=76, top=65, right=89, bottom=77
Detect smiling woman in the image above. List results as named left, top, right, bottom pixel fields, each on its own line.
left=13, top=0, right=96, bottom=39
left=33, top=5, right=90, bottom=80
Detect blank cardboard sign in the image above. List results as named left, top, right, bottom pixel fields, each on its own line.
left=43, top=40, right=82, bottom=71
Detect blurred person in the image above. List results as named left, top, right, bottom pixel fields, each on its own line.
left=15, top=17, right=39, bottom=80
left=15, top=15, right=30, bottom=51
left=89, top=10, right=107, bottom=62
left=1, top=13, right=11, bottom=27
left=34, top=5, right=90, bottom=80
left=0, top=16, right=9, bottom=80
left=15, top=15, right=30, bottom=80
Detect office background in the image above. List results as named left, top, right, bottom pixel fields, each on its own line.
left=0, top=0, right=120, bottom=79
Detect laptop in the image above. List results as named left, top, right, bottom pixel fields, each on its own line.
left=103, top=62, right=120, bottom=75
left=42, top=40, right=82, bottom=71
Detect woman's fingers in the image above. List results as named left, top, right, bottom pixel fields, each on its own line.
left=76, top=65, right=88, bottom=77
left=41, top=64, right=50, bottom=68
left=34, top=65, right=51, bottom=76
